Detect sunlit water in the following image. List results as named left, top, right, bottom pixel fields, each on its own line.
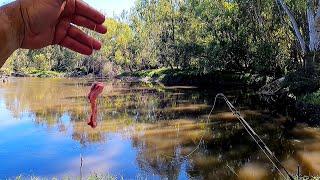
left=0, top=78, right=319, bottom=179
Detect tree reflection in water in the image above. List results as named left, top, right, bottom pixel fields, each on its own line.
left=0, top=77, right=315, bottom=179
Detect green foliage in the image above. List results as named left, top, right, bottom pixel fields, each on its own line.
left=300, top=89, right=320, bottom=105
left=284, top=70, right=320, bottom=95
left=0, top=0, right=313, bottom=85
left=121, top=68, right=175, bottom=78
left=29, top=70, right=63, bottom=78
left=124, top=0, right=299, bottom=75
left=33, top=54, right=50, bottom=71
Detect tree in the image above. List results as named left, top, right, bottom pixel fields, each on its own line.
left=0, top=0, right=307, bottom=82
left=276, top=0, right=320, bottom=72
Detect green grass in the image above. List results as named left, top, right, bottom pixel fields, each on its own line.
left=300, top=89, right=320, bottom=105
left=29, top=70, right=64, bottom=78
left=120, top=68, right=177, bottom=78
left=119, top=68, right=203, bottom=81
left=118, top=68, right=249, bottom=86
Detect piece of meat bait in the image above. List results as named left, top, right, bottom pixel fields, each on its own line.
left=87, top=82, right=104, bottom=128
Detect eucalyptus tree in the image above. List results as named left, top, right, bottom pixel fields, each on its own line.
left=277, top=0, right=320, bottom=72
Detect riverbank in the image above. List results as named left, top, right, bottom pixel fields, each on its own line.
left=6, top=70, right=64, bottom=78
left=117, top=68, right=272, bottom=89
left=5, top=68, right=268, bottom=87
left=5, top=69, right=97, bottom=78
left=4, top=68, right=320, bottom=123
left=119, top=68, right=320, bottom=123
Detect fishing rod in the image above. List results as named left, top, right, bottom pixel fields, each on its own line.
left=209, top=93, right=294, bottom=180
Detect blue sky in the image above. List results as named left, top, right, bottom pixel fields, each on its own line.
left=83, top=0, right=135, bottom=16
left=0, top=0, right=135, bottom=16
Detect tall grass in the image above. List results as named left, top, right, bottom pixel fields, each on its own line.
left=13, top=174, right=118, bottom=180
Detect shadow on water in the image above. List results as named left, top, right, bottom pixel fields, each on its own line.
left=0, top=77, right=318, bottom=179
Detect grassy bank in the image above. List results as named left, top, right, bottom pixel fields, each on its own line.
left=28, top=70, right=64, bottom=78
left=118, top=68, right=264, bottom=88
left=2, top=69, right=65, bottom=78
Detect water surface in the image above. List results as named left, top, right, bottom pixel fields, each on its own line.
left=0, top=78, right=318, bottom=179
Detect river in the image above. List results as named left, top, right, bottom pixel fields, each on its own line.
left=0, top=77, right=319, bottom=179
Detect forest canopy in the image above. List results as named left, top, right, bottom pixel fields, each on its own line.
left=1, top=0, right=309, bottom=79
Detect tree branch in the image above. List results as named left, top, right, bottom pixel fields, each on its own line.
left=313, top=0, right=320, bottom=50
left=307, top=0, right=316, bottom=51
left=276, top=0, right=307, bottom=54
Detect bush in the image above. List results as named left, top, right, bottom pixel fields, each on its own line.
left=29, top=70, right=63, bottom=78
left=284, top=70, right=320, bottom=95
left=300, top=89, right=320, bottom=105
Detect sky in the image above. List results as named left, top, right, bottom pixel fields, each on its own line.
left=0, top=0, right=135, bottom=17
left=83, top=0, right=135, bottom=16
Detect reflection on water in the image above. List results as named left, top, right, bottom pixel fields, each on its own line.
left=0, top=78, right=317, bottom=179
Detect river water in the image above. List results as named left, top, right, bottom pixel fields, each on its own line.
left=0, top=77, right=319, bottom=179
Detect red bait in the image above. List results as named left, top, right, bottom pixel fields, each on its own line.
left=87, top=82, right=104, bottom=128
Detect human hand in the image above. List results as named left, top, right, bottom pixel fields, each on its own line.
left=8, top=0, right=107, bottom=55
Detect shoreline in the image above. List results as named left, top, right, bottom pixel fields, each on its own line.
left=3, top=69, right=320, bottom=123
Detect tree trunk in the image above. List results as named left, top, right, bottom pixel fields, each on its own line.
left=276, top=0, right=307, bottom=54
left=304, top=52, right=316, bottom=75
left=307, top=0, right=316, bottom=51
left=277, top=0, right=320, bottom=74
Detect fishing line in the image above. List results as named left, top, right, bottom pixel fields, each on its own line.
left=161, top=93, right=294, bottom=180
left=91, top=24, right=97, bottom=82
left=79, top=24, right=99, bottom=179
left=208, top=94, right=294, bottom=180
left=91, top=24, right=104, bottom=133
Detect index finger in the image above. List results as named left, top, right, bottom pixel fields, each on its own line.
left=75, top=0, right=105, bottom=24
